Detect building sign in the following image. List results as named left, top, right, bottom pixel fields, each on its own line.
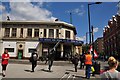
left=39, top=38, right=83, bottom=45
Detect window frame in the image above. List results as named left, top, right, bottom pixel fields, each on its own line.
left=49, top=29, right=54, bottom=38
left=27, top=28, right=32, bottom=37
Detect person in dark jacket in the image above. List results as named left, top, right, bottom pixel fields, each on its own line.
left=30, top=50, right=38, bottom=72
left=48, top=49, right=55, bottom=71
left=72, top=54, right=79, bottom=72
left=80, top=54, right=85, bottom=69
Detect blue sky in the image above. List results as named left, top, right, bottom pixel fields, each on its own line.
left=0, top=1, right=118, bottom=43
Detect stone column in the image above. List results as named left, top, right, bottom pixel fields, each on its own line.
left=0, top=40, right=3, bottom=56
left=0, top=28, right=2, bottom=38
left=23, top=28, right=27, bottom=38
left=17, top=28, right=20, bottom=38
left=71, top=45, right=75, bottom=56
left=39, top=43, right=42, bottom=57
left=10, top=28, right=12, bottom=37
left=60, top=43, right=64, bottom=58
left=32, top=28, right=34, bottom=38
left=2, top=28, right=5, bottom=37
left=54, top=29, right=56, bottom=38
left=46, top=29, right=49, bottom=38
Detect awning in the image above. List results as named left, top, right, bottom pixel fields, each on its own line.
left=39, top=38, right=83, bottom=46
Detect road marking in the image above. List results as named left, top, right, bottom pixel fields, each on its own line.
left=60, top=72, right=70, bottom=80
left=67, top=74, right=71, bottom=80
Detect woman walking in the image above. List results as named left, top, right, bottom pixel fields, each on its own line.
left=100, top=56, right=120, bottom=79
left=1, top=49, right=9, bottom=77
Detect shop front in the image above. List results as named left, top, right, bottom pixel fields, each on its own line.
left=38, top=38, right=83, bottom=60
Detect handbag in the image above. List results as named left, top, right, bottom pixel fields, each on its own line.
left=91, top=66, right=95, bottom=72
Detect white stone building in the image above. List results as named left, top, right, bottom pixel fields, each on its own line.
left=0, top=21, right=83, bottom=60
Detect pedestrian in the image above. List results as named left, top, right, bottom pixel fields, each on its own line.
left=45, top=54, right=48, bottom=64
left=48, top=49, right=55, bottom=71
left=72, top=53, right=79, bottom=72
left=100, top=56, right=120, bottom=79
left=80, top=54, right=85, bottom=69
left=91, top=59, right=97, bottom=76
left=84, top=52, right=92, bottom=79
left=1, top=49, right=10, bottom=77
left=30, top=50, right=38, bottom=72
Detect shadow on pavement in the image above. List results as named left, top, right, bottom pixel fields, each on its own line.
left=24, top=70, right=32, bottom=72
left=40, top=69, right=53, bottom=72
left=66, top=69, right=74, bottom=72
left=75, top=75, right=86, bottom=78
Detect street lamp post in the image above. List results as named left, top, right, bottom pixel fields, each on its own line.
left=86, top=32, right=89, bottom=45
left=91, top=26, right=94, bottom=60
left=88, top=2, right=102, bottom=60
left=88, top=2, right=102, bottom=44
left=70, top=12, right=72, bottom=24
left=91, top=26, right=94, bottom=45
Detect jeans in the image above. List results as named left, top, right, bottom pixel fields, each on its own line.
left=85, top=65, right=91, bottom=79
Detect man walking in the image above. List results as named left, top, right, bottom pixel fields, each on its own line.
left=30, top=50, right=38, bottom=72
left=85, top=52, right=92, bottom=79
left=72, top=54, right=79, bottom=72
left=80, top=54, right=85, bottom=69
left=48, top=49, right=55, bottom=71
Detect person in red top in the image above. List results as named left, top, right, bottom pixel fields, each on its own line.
left=1, top=49, right=9, bottom=77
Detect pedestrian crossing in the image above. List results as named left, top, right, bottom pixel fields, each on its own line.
left=60, top=72, right=79, bottom=80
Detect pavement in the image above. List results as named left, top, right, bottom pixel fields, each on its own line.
left=1, top=63, right=100, bottom=79
left=0, top=59, right=108, bottom=80
left=8, top=59, right=108, bottom=69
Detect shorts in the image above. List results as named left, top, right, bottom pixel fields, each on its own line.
left=2, top=64, right=7, bottom=70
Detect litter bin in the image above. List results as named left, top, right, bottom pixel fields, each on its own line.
left=18, top=52, right=22, bottom=59
left=93, top=61, right=101, bottom=74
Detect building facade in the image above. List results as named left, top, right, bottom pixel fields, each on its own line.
left=0, top=21, right=83, bottom=60
left=103, top=14, right=120, bottom=59
left=94, top=37, right=104, bottom=54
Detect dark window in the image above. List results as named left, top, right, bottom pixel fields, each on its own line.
left=20, top=28, right=23, bottom=38
left=5, top=48, right=14, bottom=52
left=34, top=29, right=39, bottom=37
left=56, top=29, right=59, bottom=38
left=27, top=28, right=32, bottom=37
left=28, top=48, right=36, bottom=53
left=49, top=29, right=54, bottom=38
left=4, top=28, right=10, bottom=37
left=44, top=29, right=46, bottom=38
left=11, top=28, right=17, bottom=37
left=65, top=30, right=70, bottom=39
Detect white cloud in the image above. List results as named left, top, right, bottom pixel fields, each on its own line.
left=66, top=5, right=85, bottom=16
left=76, top=36, right=86, bottom=41
left=0, top=5, right=5, bottom=11
left=0, top=4, right=6, bottom=21
left=1, top=2, right=56, bottom=21
left=93, top=27, right=99, bottom=33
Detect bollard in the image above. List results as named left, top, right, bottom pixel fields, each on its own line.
left=94, top=61, right=101, bottom=74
